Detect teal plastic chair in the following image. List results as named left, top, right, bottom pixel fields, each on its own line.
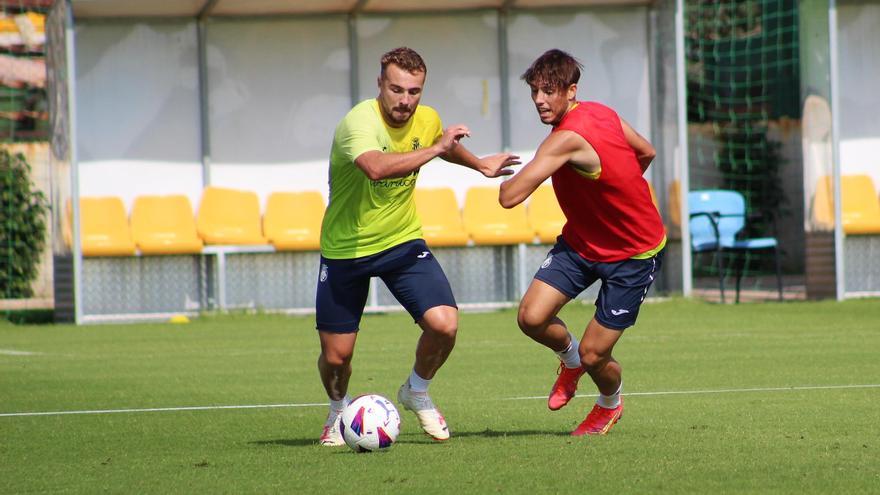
left=688, top=190, right=783, bottom=303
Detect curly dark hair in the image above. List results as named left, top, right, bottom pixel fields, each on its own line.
left=521, top=49, right=583, bottom=90
left=380, top=47, right=427, bottom=76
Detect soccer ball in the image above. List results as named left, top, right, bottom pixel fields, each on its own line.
left=339, top=394, right=401, bottom=452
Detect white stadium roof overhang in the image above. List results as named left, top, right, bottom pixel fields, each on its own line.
left=71, top=0, right=652, bottom=19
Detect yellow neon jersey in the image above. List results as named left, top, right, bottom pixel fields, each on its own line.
left=320, top=99, right=443, bottom=259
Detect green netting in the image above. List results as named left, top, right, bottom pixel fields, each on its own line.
left=1, top=0, right=52, bottom=303
left=685, top=0, right=800, bottom=293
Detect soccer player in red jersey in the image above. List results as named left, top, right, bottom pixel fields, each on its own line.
left=499, top=49, right=666, bottom=436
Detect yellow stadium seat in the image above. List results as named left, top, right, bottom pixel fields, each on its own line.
left=196, top=187, right=267, bottom=245
left=463, top=186, right=535, bottom=245
left=75, top=197, right=136, bottom=257
left=527, top=186, right=565, bottom=244
left=131, top=195, right=203, bottom=255
left=813, top=175, right=880, bottom=234
left=62, top=199, right=72, bottom=249
left=415, top=188, right=469, bottom=247
left=668, top=180, right=681, bottom=228
left=812, top=176, right=834, bottom=230
left=263, top=191, right=324, bottom=251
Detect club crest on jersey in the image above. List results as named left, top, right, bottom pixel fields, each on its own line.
left=411, top=137, right=421, bottom=150
left=319, top=264, right=328, bottom=282
left=541, top=255, right=553, bottom=269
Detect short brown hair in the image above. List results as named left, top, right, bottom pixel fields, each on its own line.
left=521, top=49, right=583, bottom=90
left=380, top=47, right=427, bottom=77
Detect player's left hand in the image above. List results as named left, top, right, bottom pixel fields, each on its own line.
left=479, top=153, right=521, bottom=178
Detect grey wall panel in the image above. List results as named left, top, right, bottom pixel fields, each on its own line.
left=507, top=9, right=650, bottom=151
left=355, top=13, right=503, bottom=156
left=207, top=18, right=351, bottom=164
left=837, top=3, right=880, bottom=143
left=837, top=3, right=880, bottom=182
left=75, top=22, right=200, bottom=162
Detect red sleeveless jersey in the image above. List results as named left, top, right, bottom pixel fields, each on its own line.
left=551, top=102, right=665, bottom=262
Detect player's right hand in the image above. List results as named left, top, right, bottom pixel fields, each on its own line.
left=436, top=124, right=471, bottom=154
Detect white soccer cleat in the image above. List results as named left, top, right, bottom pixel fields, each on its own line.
left=397, top=381, right=450, bottom=441
left=319, top=408, right=345, bottom=447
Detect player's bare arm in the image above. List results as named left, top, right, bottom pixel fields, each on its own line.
left=441, top=141, right=520, bottom=178
left=499, top=130, right=596, bottom=208
left=354, top=124, right=474, bottom=181
left=620, top=118, right=655, bottom=173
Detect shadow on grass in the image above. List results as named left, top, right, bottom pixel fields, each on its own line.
left=451, top=428, right=569, bottom=438
left=250, top=428, right=567, bottom=448
left=250, top=438, right=317, bottom=447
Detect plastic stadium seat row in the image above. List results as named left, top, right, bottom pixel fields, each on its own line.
left=663, top=175, right=880, bottom=235
left=73, top=184, right=676, bottom=257
left=419, top=186, right=563, bottom=247
left=71, top=188, right=326, bottom=257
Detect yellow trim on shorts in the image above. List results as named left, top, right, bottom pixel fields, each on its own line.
left=630, top=235, right=667, bottom=259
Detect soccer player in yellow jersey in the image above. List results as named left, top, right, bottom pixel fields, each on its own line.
left=317, top=47, right=520, bottom=445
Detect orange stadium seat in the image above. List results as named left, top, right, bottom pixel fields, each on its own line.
left=131, top=195, right=203, bottom=255
left=415, top=188, right=469, bottom=247
left=263, top=191, right=324, bottom=251
left=196, top=187, right=267, bottom=245
left=463, top=186, right=534, bottom=245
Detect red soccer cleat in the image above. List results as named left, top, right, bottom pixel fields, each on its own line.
left=548, top=364, right=585, bottom=411
left=571, top=401, right=624, bottom=436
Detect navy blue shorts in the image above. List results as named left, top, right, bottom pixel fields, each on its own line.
left=534, top=237, right=663, bottom=330
left=315, top=239, right=457, bottom=333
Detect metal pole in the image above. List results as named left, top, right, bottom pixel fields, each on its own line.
left=196, top=0, right=218, bottom=187
left=65, top=0, right=82, bottom=324
left=216, top=252, right=226, bottom=310
left=828, top=0, right=844, bottom=301
left=348, top=13, right=360, bottom=106
left=197, top=19, right=211, bottom=186
left=498, top=7, right=511, bottom=152
left=517, top=243, right=527, bottom=298
left=647, top=7, right=659, bottom=188
left=675, top=0, right=692, bottom=297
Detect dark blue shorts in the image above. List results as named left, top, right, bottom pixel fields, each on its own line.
left=534, top=237, right=663, bottom=331
left=316, top=239, right=457, bottom=333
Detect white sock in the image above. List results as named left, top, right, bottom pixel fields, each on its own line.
left=329, top=395, right=350, bottom=412
left=596, top=382, right=622, bottom=409
left=555, top=333, right=582, bottom=369
left=408, top=369, right=431, bottom=393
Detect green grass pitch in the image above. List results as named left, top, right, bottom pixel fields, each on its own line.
left=1, top=298, right=878, bottom=493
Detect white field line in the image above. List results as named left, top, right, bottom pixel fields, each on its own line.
left=1, top=384, right=878, bottom=418
left=0, top=349, right=40, bottom=356
left=502, top=383, right=880, bottom=401
left=0, top=403, right=328, bottom=418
